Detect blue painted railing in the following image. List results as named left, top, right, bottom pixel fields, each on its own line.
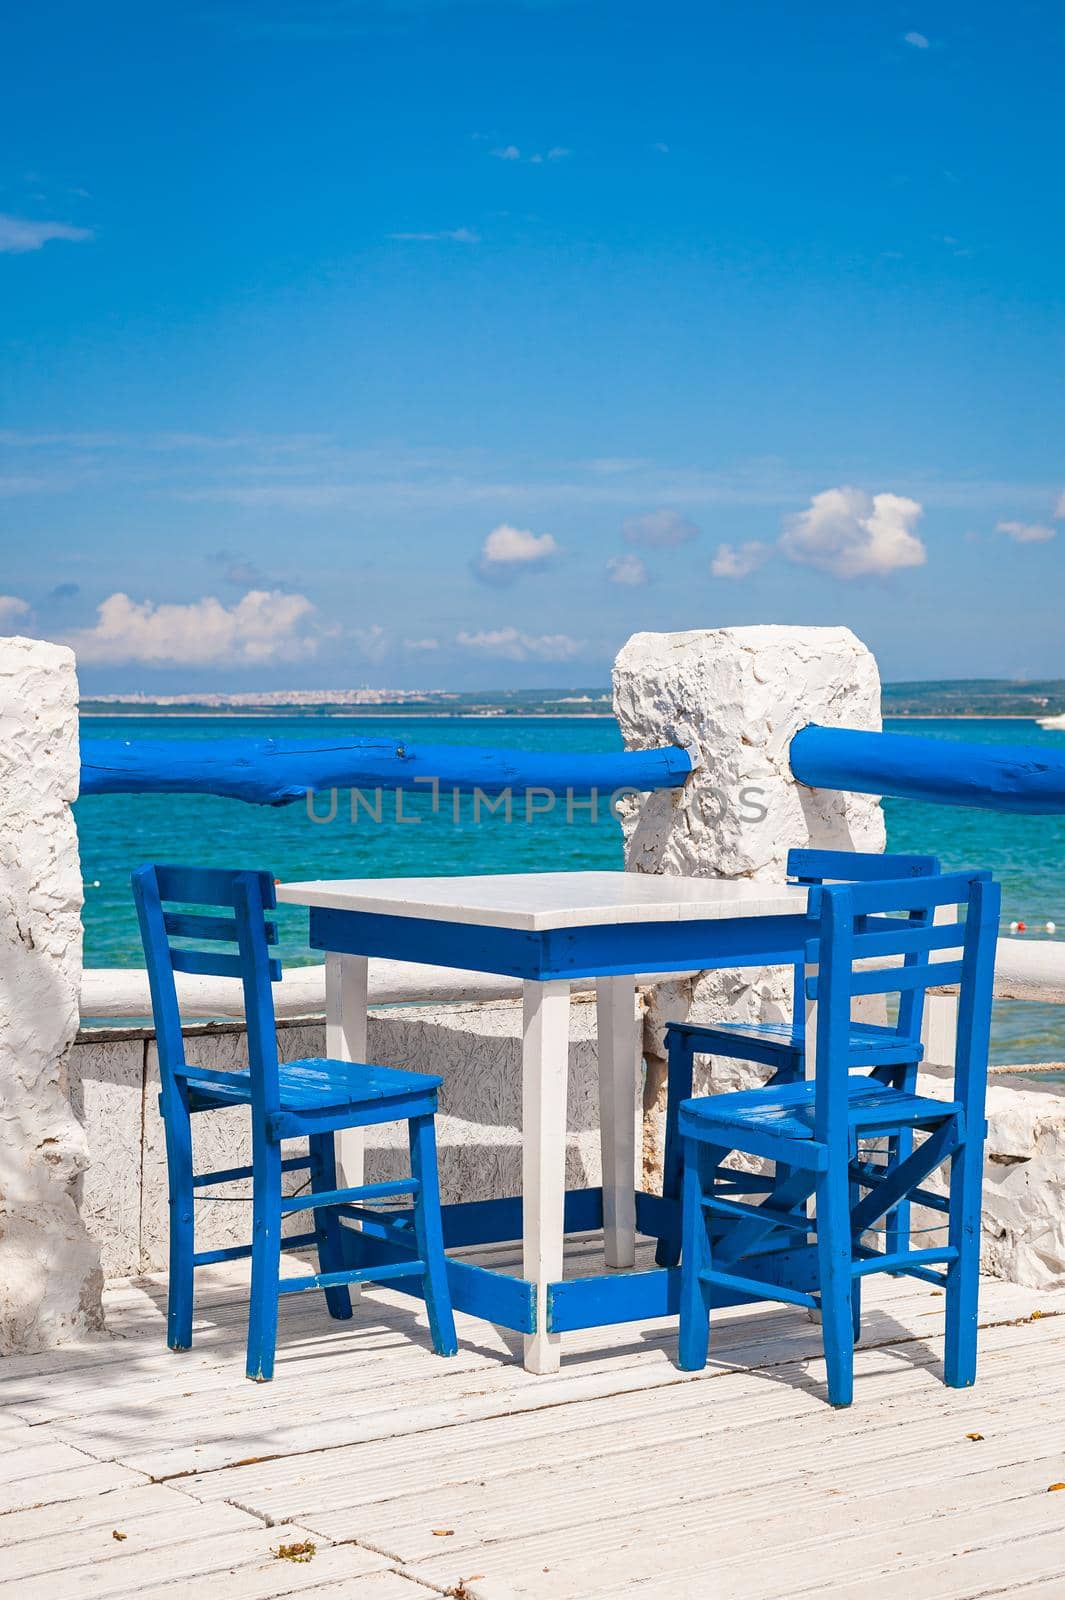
left=791, top=724, right=1065, bottom=815
left=79, top=736, right=695, bottom=806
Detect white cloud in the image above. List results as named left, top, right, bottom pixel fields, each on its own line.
left=404, top=636, right=440, bottom=652
left=1055, top=490, right=1065, bottom=519
left=650, top=141, right=670, bottom=154
left=621, top=508, right=699, bottom=548
left=711, top=540, right=770, bottom=579
left=995, top=519, right=1056, bottom=544
left=607, top=553, right=650, bottom=587
left=494, top=144, right=568, bottom=165
left=474, top=522, right=559, bottom=584
left=0, top=595, right=32, bottom=629
left=904, top=31, right=930, bottom=48
left=456, top=627, right=583, bottom=662
left=387, top=227, right=480, bottom=243
left=64, top=590, right=320, bottom=665
left=0, top=214, right=93, bottom=254
left=779, top=487, right=926, bottom=579
left=351, top=623, right=389, bottom=662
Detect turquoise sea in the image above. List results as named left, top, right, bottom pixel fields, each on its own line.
left=75, top=714, right=1065, bottom=1066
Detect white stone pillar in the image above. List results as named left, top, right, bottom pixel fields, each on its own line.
left=0, top=635, right=101, bottom=1351
left=612, top=626, right=884, bottom=1180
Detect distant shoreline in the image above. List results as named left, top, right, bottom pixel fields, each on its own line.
left=79, top=708, right=1054, bottom=723
left=80, top=708, right=618, bottom=720
left=876, top=720, right=1042, bottom=726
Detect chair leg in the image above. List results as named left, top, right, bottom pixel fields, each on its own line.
left=678, top=1138, right=717, bottom=1371
left=246, top=1138, right=283, bottom=1382
left=656, top=1034, right=694, bottom=1268
left=815, top=1164, right=855, bottom=1407
left=163, top=1092, right=195, bottom=1352
left=847, top=1160, right=862, bottom=1345
left=886, top=1066, right=917, bottom=1258
left=944, top=1122, right=982, bottom=1389
left=409, top=1115, right=457, bottom=1358
left=308, top=1133, right=353, bottom=1322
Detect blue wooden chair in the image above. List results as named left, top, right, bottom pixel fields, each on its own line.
left=656, top=848, right=940, bottom=1268
left=677, top=869, right=999, bottom=1406
left=131, top=864, right=457, bottom=1381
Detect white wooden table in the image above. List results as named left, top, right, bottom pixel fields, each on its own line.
left=277, top=869, right=811, bottom=1373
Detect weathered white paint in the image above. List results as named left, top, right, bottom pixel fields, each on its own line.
left=596, top=976, right=640, bottom=1268
left=3, top=1257, right=1064, bottom=1600
left=325, top=953, right=368, bottom=1195
left=79, top=929, right=1065, bottom=1023
left=613, top=625, right=885, bottom=1176
left=79, top=961, right=697, bottom=1019
left=0, top=635, right=101, bottom=1350
left=521, top=980, right=571, bottom=1374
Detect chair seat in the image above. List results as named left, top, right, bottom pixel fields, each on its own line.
left=680, top=1077, right=960, bottom=1143
left=180, top=1057, right=441, bottom=1112
left=669, top=1017, right=923, bottom=1066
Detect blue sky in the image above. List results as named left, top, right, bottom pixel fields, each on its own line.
left=1, top=0, right=1063, bottom=692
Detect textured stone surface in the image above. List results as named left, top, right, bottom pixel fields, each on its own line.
left=363, top=995, right=614, bottom=1201
left=980, top=1078, right=1065, bottom=1286
left=0, top=635, right=102, bottom=1349
left=909, top=1067, right=1065, bottom=1288
left=613, top=625, right=885, bottom=1184
left=67, top=1034, right=144, bottom=1279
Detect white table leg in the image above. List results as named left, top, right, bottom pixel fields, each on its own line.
left=597, top=976, right=639, bottom=1269
left=325, top=953, right=368, bottom=1191
left=522, top=978, right=571, bottom=1375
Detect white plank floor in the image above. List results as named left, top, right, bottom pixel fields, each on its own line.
left=2, top=1239, right=1064, bottom=1599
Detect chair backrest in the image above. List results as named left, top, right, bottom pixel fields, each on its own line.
left=785, top=849, right=941, bottom=1037
left=131, top=864, right=282, bottom=1115
left=806, top=871, right=1000, bottom=1144
left=786, top=848, right=940, bottom=886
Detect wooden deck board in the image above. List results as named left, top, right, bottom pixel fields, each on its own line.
left=0, top=1249, right=1063, bottom=1599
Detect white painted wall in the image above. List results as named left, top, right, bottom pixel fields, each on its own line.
left=71, top=997, right=617, bottom=1278
left=70, top=1010, right=1065, bottom=1289
left=0, top=636, right=102, bottom=1350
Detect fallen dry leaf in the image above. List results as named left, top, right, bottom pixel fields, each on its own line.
left=432, top=1528, right=456, bottom=1537
left=111, top=1531, right=127, bottom=1542
left=966, top=1432, right=984, bottom=1441
left=273, top=1541, right=316, bottom=1563
left=1048, top=1483, right=1065, bottom=1493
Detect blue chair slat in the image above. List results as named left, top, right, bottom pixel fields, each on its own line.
left=131, top=861, right=457, bottom=1380
left=788, top=847, right=941, bottom=883
left=170, top=947, right=284, bottom=982
left=163, top=909, right=280, bottom=945
left=676, top=869, right=999, bottom=1406
left=655, top=847, right=941, bottom=1269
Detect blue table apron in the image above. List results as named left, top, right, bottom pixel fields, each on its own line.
left=297, top=896, right=819, bottom=1371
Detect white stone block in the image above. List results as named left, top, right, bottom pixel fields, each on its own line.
left=612, top=625, right=885, bottom=1179
left=0, top=635, right=102, bottom=1349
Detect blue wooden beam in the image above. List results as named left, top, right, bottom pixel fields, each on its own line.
left=791, top=722, right=1065, bottom=814
left=79, top=735, right=693, bottom=806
